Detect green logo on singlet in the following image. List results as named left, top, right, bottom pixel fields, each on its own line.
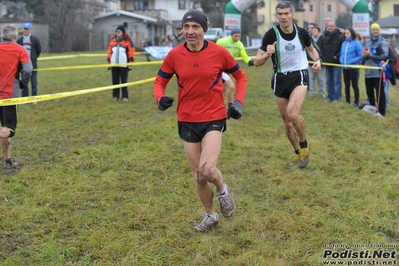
left=285, top=43, right=295, bottom=51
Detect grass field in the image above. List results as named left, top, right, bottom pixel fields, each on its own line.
left=1, top=50, right=399, bottom=265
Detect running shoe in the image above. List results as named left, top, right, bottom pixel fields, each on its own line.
left=289, top=153, right=300, bottom=167
left=298, top=148, right=309, bottom=169
left=194, top=214, right=219, bottom=232
left=217, top=184, right=235, bottom=218
left=4, top=158, right=18, bottom=169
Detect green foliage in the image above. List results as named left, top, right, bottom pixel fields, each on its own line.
left=4, top=4, right=25, bottom=19
left=1, top=52, right=399, bottom=265
left=25, top=0, right=45, bottom=20
left=24, top=0, right=84, bottom=52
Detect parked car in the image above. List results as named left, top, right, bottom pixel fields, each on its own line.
left=204, top=28, right=224, bottom=42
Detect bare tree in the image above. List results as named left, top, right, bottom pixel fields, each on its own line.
left=26, top=0, right=95, bottom=52
left=42, top=0, right=82, bottom=52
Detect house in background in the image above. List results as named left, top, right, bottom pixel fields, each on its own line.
left=91, top=0, right=198, bottom=49
left=300, top=0, right=347, bottom=30
left=370, top=0, right=399, bottom=21
left=92, top=10, right=157, bottom=50
left=257, top=0, right=309, bottom=34
left=375, top=0, right=399, bottom=45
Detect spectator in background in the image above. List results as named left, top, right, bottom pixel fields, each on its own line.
left=307, top=22, right=316, bottom=35
left=359, top=41, right=396, bottom=109
left=216, top=27, right=254, bottom=106
left=107, top=25, right=135, bottom=102
left=142, top=37, right=152, bottom=61
left=17, top=22, right=41, bottom=104
left=319, top=20, right=344, bottom=103
left=173, top=22, right=185, bottom=47
left=0, top=25, right=33, bottom=169
left=384, top=44, right=398, bottom=107
left=307, top=26, right=325, bottom=97
left=362, top=23, right=388, bottom=116
left=339, top=27, right=363, bottom=107
left=323, top=16, right=332, bottom=32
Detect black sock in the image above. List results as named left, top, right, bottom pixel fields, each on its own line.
left=299, top=140, right=308, bottom=149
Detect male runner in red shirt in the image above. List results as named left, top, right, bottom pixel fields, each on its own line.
left=0, top=24, right=33, bottom=168
left=154, top=10, right=247, bottom=232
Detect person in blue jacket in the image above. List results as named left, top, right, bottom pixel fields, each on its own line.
left=339, top=27, right=363, bottom=107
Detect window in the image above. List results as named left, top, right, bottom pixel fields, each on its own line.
left=309, top=4, right=313, bottom=12
left=327, top=4, right=331, bottom=12
left=134, top=1, right=148, bottom=10
left=394, top=4, right=399, bottom=16
left=178, top=0, right=185, bottom=10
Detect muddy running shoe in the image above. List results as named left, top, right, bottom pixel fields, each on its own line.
left=217, top=184, right=235, bottom=218
left=298, top=148, right=309, bottom=169
left=194, top=214, right=219, bottom=232
left=4, top=158, right=18, bottom=169
left=289, top=153, right=300, bottom=167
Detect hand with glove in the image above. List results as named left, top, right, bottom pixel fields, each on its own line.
left=107, top=67, right=110, bottom=70
left=128, top=66, right=133, bottom=71
left=248, top=59, right=254, bottom=67
left=227, top=100, right=243, bottom=119
left=158, top=96, right=174, bottom=111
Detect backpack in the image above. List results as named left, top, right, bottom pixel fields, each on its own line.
left=395, top=58, right=399, bottom=79
left=387, top=46, right=399, bottom=82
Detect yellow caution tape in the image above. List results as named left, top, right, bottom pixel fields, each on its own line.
left=37, top=61, right=162, bottom=71
left=39, top=52, right=148, bottom=61
left=309, top=60, right=383, bottom=70
left=236, top=56, right=383, bottom=70
left=0, top=77, right=155, bottom=106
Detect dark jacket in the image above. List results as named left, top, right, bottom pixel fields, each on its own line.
left=307, top=34, right=322, bottom=62
left=17, top=34, right=42, bottom=69
left=319, top=29, right=344, bottom=64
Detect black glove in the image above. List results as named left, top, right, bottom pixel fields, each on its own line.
left=107, top=67, right=110, bottom=70
left=227, top=100, right=242, bottom=119
left=19, top=80, right=26, bottom=89
left=248, top=59, right=254, bottom=66
left=128, top=66, right=132, bottom=71
left=158, top=96, right=174, bottom=111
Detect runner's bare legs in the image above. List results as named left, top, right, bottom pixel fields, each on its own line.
left=184, top=131, right=225, bottom=215
left=275, top=85, right=307, bottom=150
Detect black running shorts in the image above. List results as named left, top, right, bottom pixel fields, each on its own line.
left=0, top=105, right=17, bottom=137
left=271, top=69, right=309, bottom=99
left=178, top=119, right=226, bottom=143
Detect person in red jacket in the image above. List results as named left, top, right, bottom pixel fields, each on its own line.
left=153, top=10, right=247, bottom=232
left=0, top=24, right=33, bottom=169
left=107, top=25, right=135, bottom=102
